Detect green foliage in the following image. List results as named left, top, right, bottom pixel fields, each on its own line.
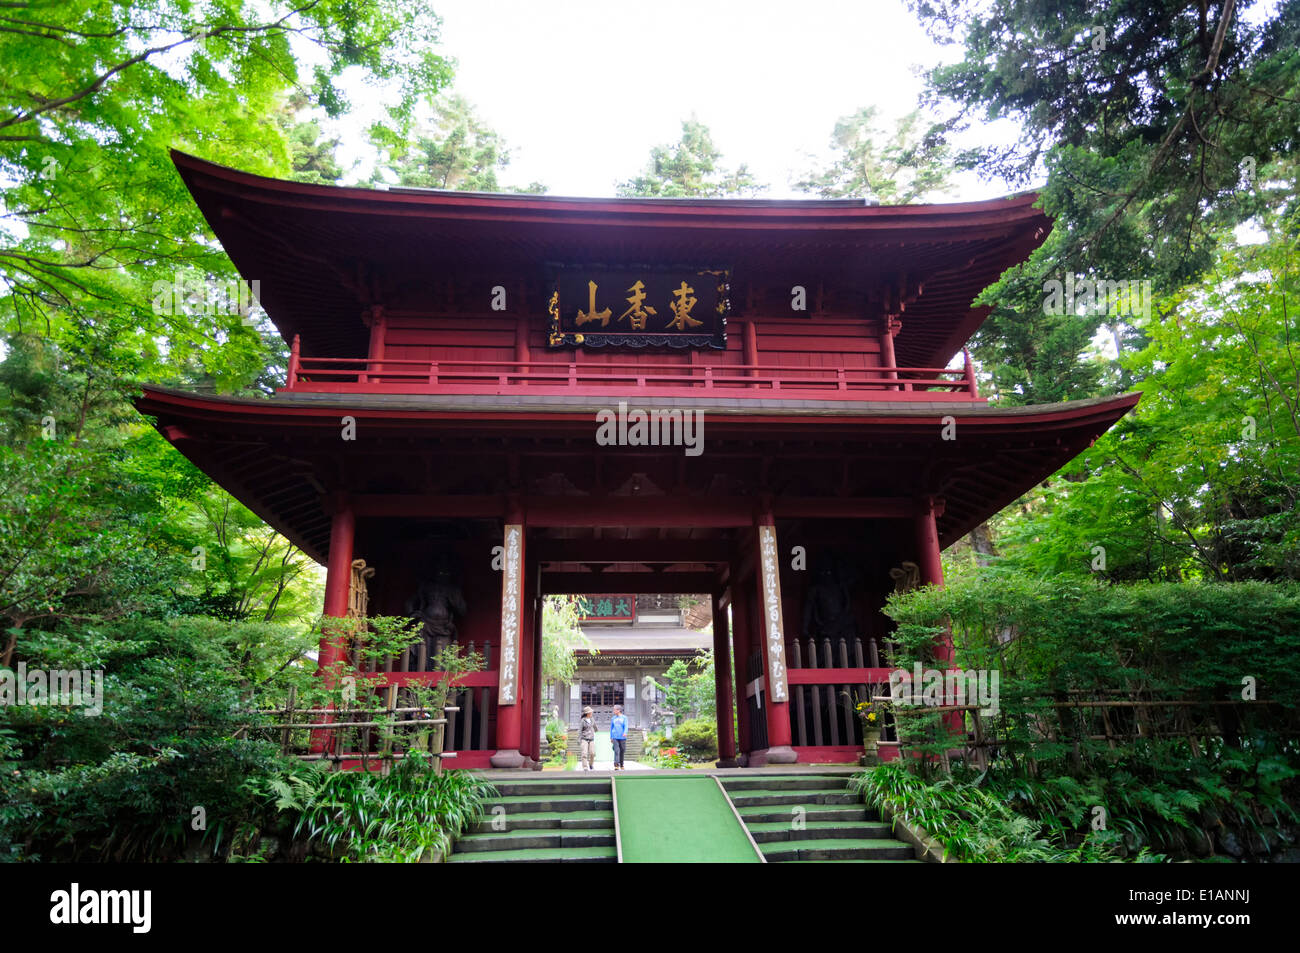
left=541, top=595, right=594, bottom=689
left=618, top=118, right=765, bottom=198
left=545, top=717, right=569, bottom=764
left=914, top=0, right=1300, bottom=293
left=670, top=718, right=718, bottom=761
left=651, top=650, right=715, bottom=724
left=911, top=0, right=1300, bottom=406
left=656, top=748, right=689, bottom=770
left=993, top=230, right=1300, bottom=582
left=853, top=763, right=1131, bottom=862
left=376, top=93, right=546, bottom=193
left=2, top=0, right=452, bottom=394
left=0, top=612, right=316, bottom=861
left=249, top=753, right=496, bottom=862
left=887, top=572, right=1300, bottom=712
left=879, top=572, right=1300, bottom=859
left=794, top=107, right=954, bottom=203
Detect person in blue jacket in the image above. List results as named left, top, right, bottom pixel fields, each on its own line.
left=609, top=705, right=628, bottom=770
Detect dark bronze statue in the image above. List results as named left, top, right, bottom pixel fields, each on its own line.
left=801, top=552, right=859, bottom=643
left=404, top=554, right=466, bottom=670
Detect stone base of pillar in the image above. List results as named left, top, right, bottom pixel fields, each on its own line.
left=489, top=748, right=527, bottom=768
left=715, top=758, right=740, bottom=769
left=747, top=746, right=798, bottom=766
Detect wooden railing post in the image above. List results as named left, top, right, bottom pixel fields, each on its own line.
left=379, top=683, right=398, bottom=775
left=281, top=685, right=296, bottom=755
left=963, top=348, right=978, bottom=398
left=286, top=334, right=301, bottom=390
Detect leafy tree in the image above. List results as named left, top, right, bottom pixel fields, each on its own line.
left=1, top=0, right=452, bottom=392
left=994, top=226, right=1300, bottom=582
left=794, top=107, right=954, bottom=203
left=376, top=93, right=546, bottom=193
left=540, top=595, right=594, bottom=697
left=617, top=118, right=766, bottom=198
left=170, top=490, right=323, bottom=624
left=909, top=0, right=1300, bottom=410
left=913, top=0, right=1300, bottom=292
left=279, top=92, right=348, bottom=185
left=652, top=651, right=716, bottom=723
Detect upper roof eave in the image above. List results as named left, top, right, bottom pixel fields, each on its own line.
left=171, top=149, right=1047, bottom=233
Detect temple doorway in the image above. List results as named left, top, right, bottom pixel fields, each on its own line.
left=580, top=680, right=624, bottom=729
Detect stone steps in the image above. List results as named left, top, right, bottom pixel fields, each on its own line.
left=739, top=805, right=870, bottom=825
left=719, top=774, right=920, bottom=864
left=466, top=809, right=613, bottom=833
left=454, top=830, right=616, bottom=853
left=760, top=838, right=918, bottom=862
left=449, top=771, right=922, bottom=864
left=745, top=820, right=895, bottom=842
left=726, top=789, right=861, bottom=808
left=447, top=844, right=617, bottom=863
left=451, top=780, right=617, bottom=863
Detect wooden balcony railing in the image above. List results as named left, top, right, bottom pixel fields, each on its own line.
left=283, top=342, right=982, bottom=402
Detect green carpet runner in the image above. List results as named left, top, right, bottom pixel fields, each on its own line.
left=614, top=776, right=762, bottom=863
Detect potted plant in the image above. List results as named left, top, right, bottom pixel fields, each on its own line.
left=846, top=689, right=883, bottom=765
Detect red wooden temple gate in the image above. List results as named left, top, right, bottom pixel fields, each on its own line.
left=138, top=152, right=1138, bottom=767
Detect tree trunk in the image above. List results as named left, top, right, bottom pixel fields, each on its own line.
left=0, top=628, right=17, bottom=669
left=968, top=521, right=998, bottom=567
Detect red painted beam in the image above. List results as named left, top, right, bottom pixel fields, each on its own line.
left=372, top=670, right=498, bottom=688
left=787, top=667, right=896, bottom=685
left=541, top=572, right=717, bottom=595
left=534, top=539, right=735, bottom=563
left=351, top=494, right=919, bottom=524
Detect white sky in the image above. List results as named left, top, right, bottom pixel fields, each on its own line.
left=330, top=0, right=1026, bottom=200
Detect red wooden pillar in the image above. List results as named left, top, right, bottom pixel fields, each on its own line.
left=491, top=507, right=528, bottom=768
left=712, top=588, right=738, bottom=766
left=880, top=315, right=901, bottom=390
left=914, top=495, right=950, bottom=661
left=743, top=319, right=759, bottom=386
left=311, top=495, right=354, bottom=754
left=731, top=571, right=753, bottom=755
left=514, top=311, right=530, bottom=381
left=365, top=304, right=387, bottom=380
left=755, top=510, right=796, bottom=764
left=916, top=495, right=962, bottom=739
left=521, top=550, right=542, bottom=764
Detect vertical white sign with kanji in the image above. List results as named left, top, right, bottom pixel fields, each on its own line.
left=758, top=524, right=788, bottom=703
left=498, top=524, right=522, bottom=705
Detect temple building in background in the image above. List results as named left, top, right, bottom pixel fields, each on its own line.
left=547, top=594, right=711, bottom=734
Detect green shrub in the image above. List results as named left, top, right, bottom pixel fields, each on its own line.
left=671, top=718, right=717, bottom=760
left=250, top=753, right=497, bottom=862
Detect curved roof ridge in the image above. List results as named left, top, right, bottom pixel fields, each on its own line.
left=171, top=149, right=1044, bottom=222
